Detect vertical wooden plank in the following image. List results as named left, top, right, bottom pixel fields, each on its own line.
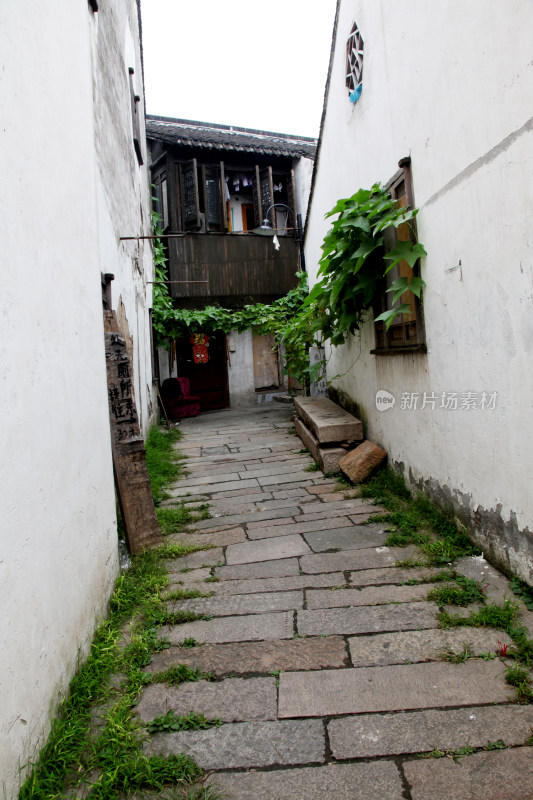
left=220, top=160, right=228, bottom=231
left=181, top=158, right=200, bottom=229
left=253, top=165, right=262, bottom=225
left=104, top=311, right=163, bottom=555
left=252, top=333, right=279, bottom=390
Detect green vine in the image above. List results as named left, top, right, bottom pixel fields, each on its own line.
left=150, top=183, right=426, bottom=388
left=303, top=183, right=426, bottom=346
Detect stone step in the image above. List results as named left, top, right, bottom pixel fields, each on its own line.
left=145, top=719, right=325, bottom=770
left=299, top=544, right=421, bottom=574
left=295, top=395, right=363, bottom=444
left=297, top=600, right=437, bottom=637
left=211, top=762, right=404, bottom=800
left=306, top=583, right=430, bottom=609
left=278, top=659, right=511, bottom=718
left=168, top=590, right=303, bottom=617
left=404, top=746, right=533, bottom=800
left=294, top=417, right=345, bottom=472
left=328, top=705, right=533, bottom=759
left=302, top=521, right=388, bottom=552
left=205, top=571, right=345, bottom=596
left=144, top=636, right=348, bottom=678
left=137, top=677, right=277, bottom=724
left=225, top=534, right=311, bottom=565
left=164, top=610, right=294, bottom=645
left=348, top=627, right=513, bottom=668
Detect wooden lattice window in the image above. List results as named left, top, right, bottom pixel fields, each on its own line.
left=346, top=22, right=364, bottom=99
left=372, top=158, right=426, bottom=354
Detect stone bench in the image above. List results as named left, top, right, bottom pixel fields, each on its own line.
left=294, top=396, right=363, bottom=474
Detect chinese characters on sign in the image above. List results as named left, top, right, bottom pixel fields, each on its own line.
left=376, top=389, right=498, bottom=412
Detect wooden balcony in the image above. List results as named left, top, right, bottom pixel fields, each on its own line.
left=167, top=233, right=300, bottom=300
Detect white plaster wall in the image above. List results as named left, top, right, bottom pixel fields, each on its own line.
left=294, top=156, right=315, bottom=222
left=0, top=1, right=154, bottom=796
left=227, top=329, right=256, bottom=406
left=305, top=0, right=533, bottom=580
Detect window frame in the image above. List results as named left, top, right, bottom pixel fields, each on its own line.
left=371, top=157, right=426, bottom=355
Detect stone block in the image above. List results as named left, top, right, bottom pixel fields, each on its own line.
left=329, top=705, right=533, bottom=759
left=247, top=518, right=352, bottom=541
left=137, top=677, right=276, bottom=723
left=306, top=583, right=429, bottom=609
left=209, top=572, right=345, bottom=596
left=404, top=747, right=533, bottom=800
left=300, top=544, right=421, bottom=574
left=348, top=627, right=513, bottom=668
left=211, top=762, right=404, bottom=800
left=297, top=601, right=437, bottom=637
left=278, top=660, right=511, bottom=718
left=216, top=557, right=300, bottom=580
left=164, top=610, right=294, bottom=645
left=295, top=396, right=363, bottom=444
left=165, top=547, right=224, bottom=572
left=303, top=523, right=388, bottom=552
left=145, top=636, right=348, bottom=677
left=145, top=719, right=325, bottom=770
left=225, top=534, right=311, bottom=565
left=348, top=565, right=445, bottom=586
left=294, top=418, right=345, bottom=472
left=169, top=590, right=303, bottom=617
left=339, top=440, right=387, bottom=483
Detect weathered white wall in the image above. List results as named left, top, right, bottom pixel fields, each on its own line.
left=0, top=1, right=154, bottom=796
left=305, top=0, right=533, bottom=581
left=294, top=156, right=315, bottom=224
left=227, top=329, right=257, bottom=406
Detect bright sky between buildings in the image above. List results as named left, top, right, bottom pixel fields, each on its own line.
left=141, top=0, right=338, bottom=138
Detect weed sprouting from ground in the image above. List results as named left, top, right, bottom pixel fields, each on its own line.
left=359, top=468, right=480, bottom=565
left=428, top=574, right=486, bottom=606
left=147, top=711, right=222, bottom=734
left=19, top=425, right=215, bottom=799
left=157, top=505, right=194, bottom=534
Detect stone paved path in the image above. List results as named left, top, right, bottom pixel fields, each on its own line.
left=141, top=405, right=533, bottom=799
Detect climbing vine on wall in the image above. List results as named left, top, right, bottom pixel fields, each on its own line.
left=151, top=182, right=426, bottom=388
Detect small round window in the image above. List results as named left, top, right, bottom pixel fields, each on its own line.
left=346, top=22, right=364, bottom=103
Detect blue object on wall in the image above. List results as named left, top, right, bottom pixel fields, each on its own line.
left=349, top=83, right=362, bottom=104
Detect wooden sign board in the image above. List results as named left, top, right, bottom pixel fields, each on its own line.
left=104, top=310, right=163, bottom=555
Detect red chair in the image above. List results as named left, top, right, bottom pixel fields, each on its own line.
left=160, top=377, right=200, bottom=419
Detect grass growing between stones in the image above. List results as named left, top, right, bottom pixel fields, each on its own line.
left=19, top=426, right=219, bottom=800
left=438, top=599, right=533, bottom=702
left=357, top=469, right=480, bottom=565
left=147, top=711, right=222, bottom=734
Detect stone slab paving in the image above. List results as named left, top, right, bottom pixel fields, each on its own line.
left=404, top=747, right=533, bottom=800
left=299, top=544, right=421, bottom=573
left=136, top=678, right=276, bottom=723
left=206, top=572, right=345, bottom=595
left=211, top=762, right=405, bottom=800
left=348, top=627, right=513, bottom=668
left=297, top=601, right=438, bottom=636
left=145, top=719, right=325, bottom=769
left=247, top=517, right=353, bottom=541
left=165, top=547, right=224, bottom=572
left=215, top=557, right=300, bottom=580
left=163, top=610, right=294, bottom=645
left=148, top=406, right=533, bottom=798
left=278, top=660, right=511, bottom=718
left=328, top=705, right=533, bottom=758
left=225, top=534, right=311, bottom=564
left=306, top=583, right=430, bottom=609
left=168, top=589, right=303, bottom=617
left=144, top=636, right=348, bottom=677
left=303, top=522, right=388, bottom=552
left=348, top=565, right=445, bottom=586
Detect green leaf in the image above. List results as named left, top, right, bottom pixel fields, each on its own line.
left=384, top=241, right=427, bottom=271
left=374, top=303, right=412, bottom=330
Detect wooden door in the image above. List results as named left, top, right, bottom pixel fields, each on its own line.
left=253, top=333, right=279, bottom=390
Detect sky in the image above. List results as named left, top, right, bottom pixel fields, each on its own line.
left=140, top=0, right=338, bottom=139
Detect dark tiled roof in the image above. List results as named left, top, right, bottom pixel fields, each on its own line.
left=146, top=115, right=317, bottom=159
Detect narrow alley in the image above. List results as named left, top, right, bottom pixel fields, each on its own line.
left=135, top=405, right=533, bottom=799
